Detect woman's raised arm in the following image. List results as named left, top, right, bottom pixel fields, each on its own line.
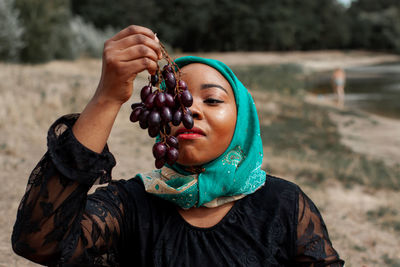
left=11, top=25, right=161, bottom=265
left=73, top=25, right=161, bottom=153
left=12, top=115, right=121, bottom=265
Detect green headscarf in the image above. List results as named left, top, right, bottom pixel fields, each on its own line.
left=137, top=56, right=266, bottom=209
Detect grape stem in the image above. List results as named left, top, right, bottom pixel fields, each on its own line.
left=159, top=41, right=181, bottom=80
left=159, top=41, right=188, bottom=116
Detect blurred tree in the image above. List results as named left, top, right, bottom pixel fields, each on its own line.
left=153, top=0, right=211, bottom=51
left=69, top=16, right=116, bottom=58
left=71, top=0, right=157, bottom=29
left=15, top=0, right=397, bottom=61
left=15, top=0, right=78, bottom=62
left=349, top=0, right=400, bottom=52
left=349, top=0, right=399, bottom=12
left=69, top=0, right=351, bottom=52
left=311, top=0, right=351, bottom=49
left=10, top=0, right=400, bottom=57
left=0, top=0, right=24, bottom=61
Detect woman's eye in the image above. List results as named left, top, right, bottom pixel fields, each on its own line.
left=204, top=98, right=224, bottom=104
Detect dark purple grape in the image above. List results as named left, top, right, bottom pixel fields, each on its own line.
left=162, top=65, right=173, bottom=76
left=139, top=109, right=150, bottom=124
left=152, top=142, right=167, bottom=159
left=166, top=147, right=179, bottom=165
left=148, top=110, right=161, bottom=127
left=148, top=125, right=160, bottom=138
left=164, top=124, right=171, bottom=135
left=180, top=90, right=193, bottom=107
left=145, top=92, right=156, bottom=109
left=139, top=120, right=148, bottom=129
left=164, top=72, right=176, bottom=90
left=178, top=80, right=187, bottom=91
left=182, top=113, right=194, bottom=129
left=166, top=136, right=179, bottom=149
left=155, top=92, right=165, bottom=108
left=184, top=107, right=192, bottom=116
left=129, top=107, right=142, bottom=122
left=165, top=93, right=175, bottom=108
left=160, top=106, right=172, bottom=123
left=151, top=73, right=159, bottom=86
left=174, top=96, right=181, bottom=108
left=131, top=102, right=143, bottom=110
left=172, top=109, right=183, bottom=126
left=155, top=158, right=166, bottom=169
left=140, top=85, right=152, bottom=102
left=167, top=87, right=175, bottom=95
left=129, top=60, right=190, bottom=165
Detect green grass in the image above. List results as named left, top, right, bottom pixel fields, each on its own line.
left=352, top=245, right=367, bottom=252
left=367, top=207, right=400, bottom=233
left=232, top=64, right=306, bottom=95
left=382, top=254, right=400, bottom=267
left=260, top=99, right=400, bottom=189
left=234, top=64, right=400, bottom=190
left=367, top=207, right=398, bottom=219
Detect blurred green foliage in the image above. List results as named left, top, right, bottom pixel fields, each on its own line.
left=2, top=0, right=400, bottom=62
left=15, top=0, right=75, bottom=62
left=72, top=0, right=350, bottom=51
left=348, top=0, right=400, bottom=53
left=1, top=0, right=114, bottom=63
left=0, top=0, right=24, bottom=61
left=232, top=64, right=305, bottom=95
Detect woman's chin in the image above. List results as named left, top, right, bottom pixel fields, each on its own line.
left=176, top=154, right=207, bottom=167
left=176, top=148, right=222, bottom=167
left=176, top=159, right=204, bottom=167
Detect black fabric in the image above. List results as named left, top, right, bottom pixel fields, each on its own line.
left=12, top=115, right=344, bottom=267
left=47, top=113, right=116, bottom=185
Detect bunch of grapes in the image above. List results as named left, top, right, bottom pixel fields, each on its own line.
left=129, top=43, right=193, bottom=169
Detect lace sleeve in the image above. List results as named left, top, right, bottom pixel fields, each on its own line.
left=294, top=190, right=345, bottom=267
left=11, top=114, right=124, bottom=266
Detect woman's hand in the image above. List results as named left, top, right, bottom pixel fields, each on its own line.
left=94, top=25, right=162, bottom=106
left=72, top=25, right=162, bottom=153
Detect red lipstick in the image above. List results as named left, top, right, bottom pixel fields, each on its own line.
left=175, top=127, right=205, bottom=140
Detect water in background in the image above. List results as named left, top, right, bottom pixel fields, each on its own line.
left=310, top=62, right=400, bottom=119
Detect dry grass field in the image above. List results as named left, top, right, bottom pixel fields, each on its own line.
left=1, top=51, right=400, bottom=266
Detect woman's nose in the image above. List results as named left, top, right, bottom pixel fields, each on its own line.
left=189, top=98, right=203, bottom=120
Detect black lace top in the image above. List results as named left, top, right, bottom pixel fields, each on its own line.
left=12, top=114, right=344, bottom=267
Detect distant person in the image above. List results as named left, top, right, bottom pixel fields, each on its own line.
left=331, top=68, right=346, bottom=108
left=12, top=25, right=344, bottom=266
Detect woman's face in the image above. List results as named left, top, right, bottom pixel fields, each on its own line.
left=170, top=63, right=237, bottom=166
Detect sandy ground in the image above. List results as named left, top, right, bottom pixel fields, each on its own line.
left=303, top=95, right=400, bottom=266
left=1, top=51, right=400, bottom=266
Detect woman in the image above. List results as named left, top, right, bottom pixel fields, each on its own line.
left=12, top=25, right=344, bottom=266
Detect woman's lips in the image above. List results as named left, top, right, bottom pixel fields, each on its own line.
left=175, top=127, right=205, bottom=140
left=178, top=133, right=204, bottom=140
